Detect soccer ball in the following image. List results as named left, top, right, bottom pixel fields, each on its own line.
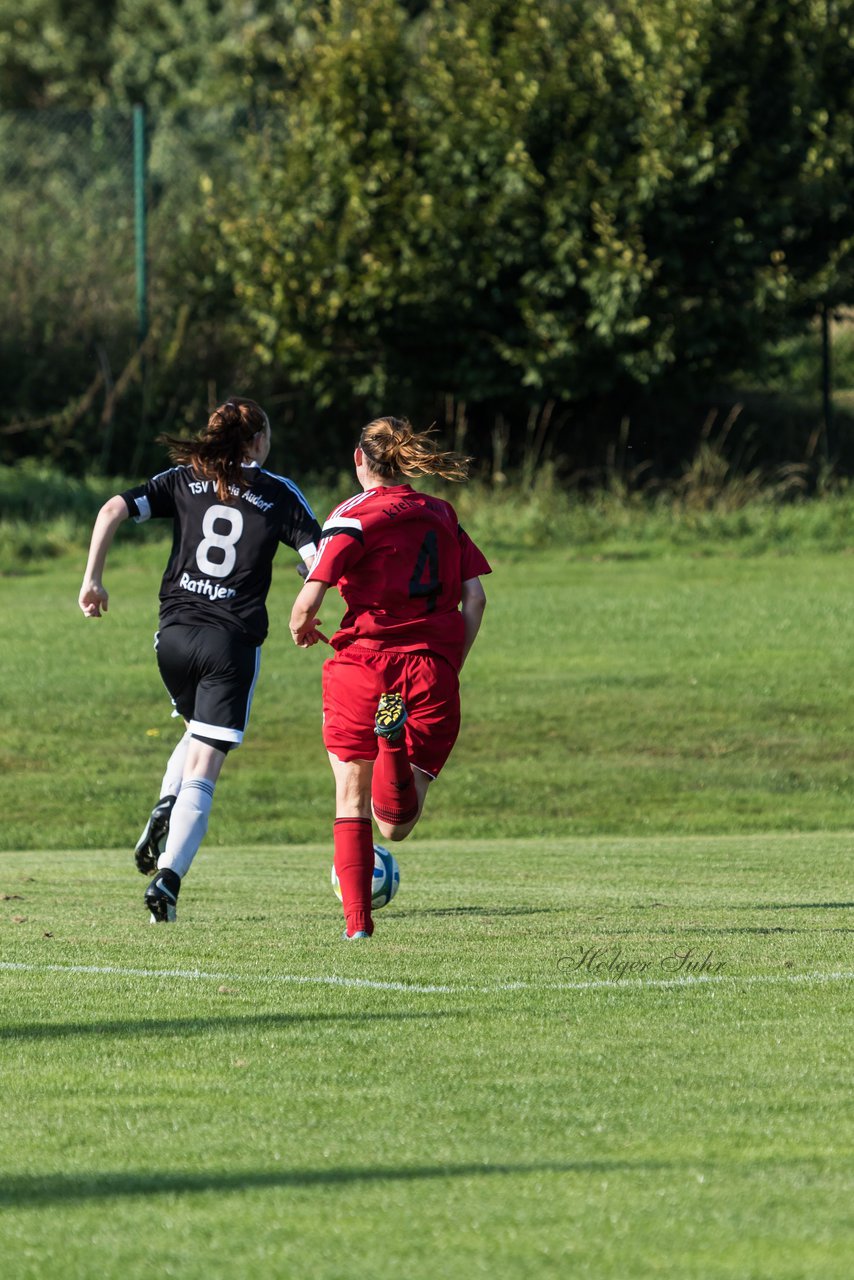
left=331, top=844, right=400, bottom=909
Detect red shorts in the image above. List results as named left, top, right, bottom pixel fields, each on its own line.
left=321, top=645, right=461, bottom=778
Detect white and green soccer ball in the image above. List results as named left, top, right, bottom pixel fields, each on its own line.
left=331, top=844, right=401, bottom=909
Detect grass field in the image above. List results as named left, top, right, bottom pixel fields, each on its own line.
left=6, top=541, right=854, bottom=845
left=1, top=536, right=853, bottom=1276
left=1, top=837, right=852, bottom=1279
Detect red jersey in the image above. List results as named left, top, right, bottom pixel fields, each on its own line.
left=307, top=484, right=491, bottom=669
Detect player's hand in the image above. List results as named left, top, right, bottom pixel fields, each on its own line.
left=290, top=620, right=329, bottom=647
left=79, top=582, right=109, bottom=617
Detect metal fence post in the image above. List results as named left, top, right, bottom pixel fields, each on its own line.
left=133, top=104, right=148, bottom=346
left=821, top=302, right=833, bottom=460
left=131, top=103, right=149, bottom=473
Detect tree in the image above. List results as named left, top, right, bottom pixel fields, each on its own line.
left=3, top=0, right=853, bottom=474
left=0, top=0, right=120, bottom=106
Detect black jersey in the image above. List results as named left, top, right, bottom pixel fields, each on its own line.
left=122, top=463, right=321, bottom=644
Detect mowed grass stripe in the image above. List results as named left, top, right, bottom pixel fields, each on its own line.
left=0, top=960, right=455, bottom=995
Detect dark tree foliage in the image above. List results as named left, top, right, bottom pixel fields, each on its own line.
left=1, top=0, right=852, bottom=478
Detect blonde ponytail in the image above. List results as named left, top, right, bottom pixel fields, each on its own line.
left=360, top=417, right=471, bottom=483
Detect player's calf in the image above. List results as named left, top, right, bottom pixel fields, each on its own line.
left=373, top=692, right=418, bottom=828
left=134, top=795, right=177, bottom=876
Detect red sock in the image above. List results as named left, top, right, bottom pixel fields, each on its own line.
left=333, top=817, right=374, bottom=936
left=372, top=737, right=419, bottom=825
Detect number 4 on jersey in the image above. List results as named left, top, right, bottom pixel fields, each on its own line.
left=408, top=531, right=442, bottom=613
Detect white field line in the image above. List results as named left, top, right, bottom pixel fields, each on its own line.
left=1, top=960, right=853, bottom=997
left=0, top=961, right=453, bottom=996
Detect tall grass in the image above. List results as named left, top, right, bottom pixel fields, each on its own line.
left=4, top=452, right=854, bottom=576
left=0, top=463, right=338, bottom=573
left=454, top=465, right=854, bottom=559
left=0, top=462, right=138, bottom=572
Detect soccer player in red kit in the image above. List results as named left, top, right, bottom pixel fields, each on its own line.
left=289, top=416, right=490, bottom=940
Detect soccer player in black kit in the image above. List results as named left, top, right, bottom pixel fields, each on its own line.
left=79, top=398, right=321, bottom=922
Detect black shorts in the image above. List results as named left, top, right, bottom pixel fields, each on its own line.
left=155, top=624, right=261, bottom=748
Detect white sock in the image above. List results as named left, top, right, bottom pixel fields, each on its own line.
left=158, top=777, right=215, bottom=879
left=160, top=731, right=192, bottom=800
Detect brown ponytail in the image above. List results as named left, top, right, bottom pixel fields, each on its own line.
left=360, top=417, right=471, bottom=483
left=158, top=398, right=269, bottom=502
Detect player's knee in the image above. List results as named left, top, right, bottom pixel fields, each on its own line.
left=376, top=817, right=418, bottom=842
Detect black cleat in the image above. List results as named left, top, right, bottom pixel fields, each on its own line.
left=374, top=692, right=408, bottom=741
left=144, top=868, right=181, bottom=924
left=134, top=796, right=177, bottom=876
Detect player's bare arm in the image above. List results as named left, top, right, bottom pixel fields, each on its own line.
left=460, top=576, right=487, bottom=669
left=78, top=495, right=129, bottom=617
left=289, top=578, right=330, bottom=646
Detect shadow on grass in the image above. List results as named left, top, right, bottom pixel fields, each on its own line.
left=751, top=902, right=854, bottom=910
left=679, top=926, right=854, bottom=935
left=0, top=1009, right=462, bottom=1043
left=0, top=1159, right=672, bottom=1208
left=636, top=902, right=854, bottom=913
left=587, top=924, right=853, bottom=938
left=739, top=928, right=847, bottom=936
left=396, top=906, right=566, bottom=918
